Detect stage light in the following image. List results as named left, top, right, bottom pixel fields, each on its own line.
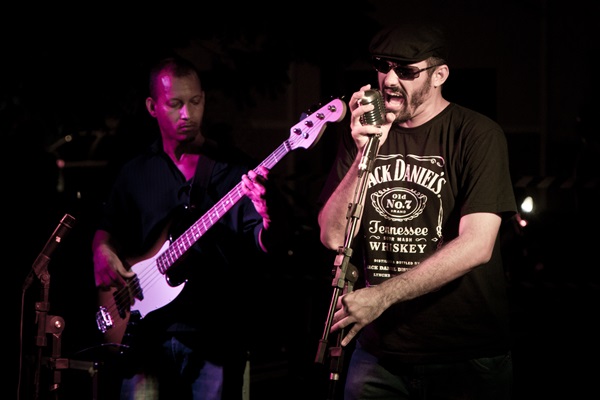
left=520, top=196, right=533, bottom=213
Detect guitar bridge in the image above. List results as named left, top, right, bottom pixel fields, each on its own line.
left=96, top=306, right=113, bottom=333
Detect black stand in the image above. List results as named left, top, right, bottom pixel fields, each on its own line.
left=315, top=134, right=380, bottom=400
left=31, top=276, right=100, bottom=400
left=23, top=214, right=100, bottom=399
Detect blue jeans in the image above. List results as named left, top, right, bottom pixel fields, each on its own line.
left=120, top=335, right=224, bottom=400
left=344, top=342, right=513, bottom=400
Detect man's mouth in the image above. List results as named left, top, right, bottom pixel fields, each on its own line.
left=179, top=124, right=196, bottom=132
left=384, top=91, right=404, bottom=108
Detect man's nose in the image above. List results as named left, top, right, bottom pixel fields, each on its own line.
left=180, top=104, right=190, bottom=118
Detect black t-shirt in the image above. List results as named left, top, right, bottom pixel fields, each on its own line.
left=319, top=103, right=517, bottom=363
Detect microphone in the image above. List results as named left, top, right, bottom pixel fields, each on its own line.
left=23, top=213, right=76, bottom=289
left=358, top=89, right=386, bottom=174
left=359, top=89, right=386, bottom=126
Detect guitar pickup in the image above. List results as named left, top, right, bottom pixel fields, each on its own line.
left=96, top=306, right=113, bottom=333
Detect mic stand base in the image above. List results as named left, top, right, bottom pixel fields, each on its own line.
left=41, top=357, right=101, bottom=399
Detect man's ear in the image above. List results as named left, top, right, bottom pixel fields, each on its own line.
left=433, top=65, right=449, bottom=87
left=146, top=97, right=156, bottom=117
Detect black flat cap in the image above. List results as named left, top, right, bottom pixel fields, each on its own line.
left=369, top=22, right=449, bottom=64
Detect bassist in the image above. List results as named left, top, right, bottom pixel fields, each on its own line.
left=92, top=55, right=290, bottom=400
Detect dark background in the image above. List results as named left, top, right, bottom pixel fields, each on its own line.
left=7, top=1, right=599, bottom=399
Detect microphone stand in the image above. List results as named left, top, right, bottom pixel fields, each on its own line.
left=31, top=280, right=99, bottom=400
left=23, top=214, right=99, bottom=399
left=315, top=134, right=380, bottom=400
left=31, top=266, right=66, bottom=400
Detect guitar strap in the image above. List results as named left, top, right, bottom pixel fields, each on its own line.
left=191, top=154, right=216, bottom=203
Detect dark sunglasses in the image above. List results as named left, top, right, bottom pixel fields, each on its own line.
left=372, top=57, right=441, bottom=80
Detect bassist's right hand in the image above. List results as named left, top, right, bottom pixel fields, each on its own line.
left=92, top=230, right=136, bottom=290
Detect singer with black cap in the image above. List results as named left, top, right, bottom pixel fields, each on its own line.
left=317, top=20, right=516, bottom=400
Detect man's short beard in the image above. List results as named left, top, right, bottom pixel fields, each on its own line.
left=393, top=76, right=433, bottom=124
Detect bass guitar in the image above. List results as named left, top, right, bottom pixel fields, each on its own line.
left=95, top=98, right=347, bottom=346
